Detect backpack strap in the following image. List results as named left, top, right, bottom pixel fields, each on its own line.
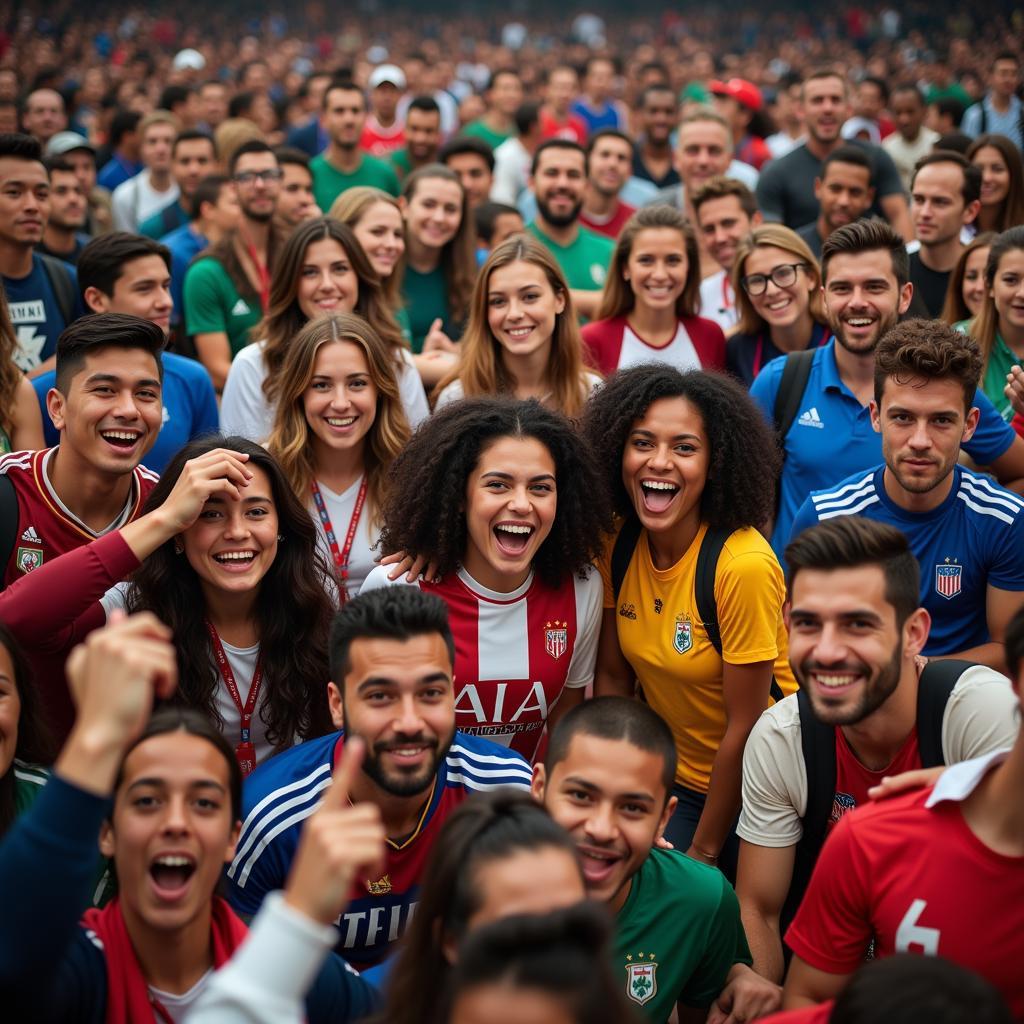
left=772, top=348, right=817, bottom=440
left=916, top=659, right=972, bottom=768
left=0, top=473, right=19, bottom=592
left=610, top=515, right=643, bottom=604
left=36, top=253, right=76, bottom=327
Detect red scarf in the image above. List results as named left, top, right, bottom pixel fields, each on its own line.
left=81, top=896, right=249, bottom=1024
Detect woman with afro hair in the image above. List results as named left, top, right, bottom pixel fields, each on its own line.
left=361, top=397, right=612, bottom=763
left=584, top=364, right=796, bottom=879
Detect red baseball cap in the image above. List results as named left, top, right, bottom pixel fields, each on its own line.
left=710, top=78, right=763, bottom=113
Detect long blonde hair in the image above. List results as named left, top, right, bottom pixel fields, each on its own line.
left=267, top=313, right=411, bottom=525
left=329, top=187, right=405, bottom=308
left=969, top=226, right=1024, bottom=382
left=435, top=235, right=593, bottom=417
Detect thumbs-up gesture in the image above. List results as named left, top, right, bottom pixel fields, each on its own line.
left=422, top=317, right=459, bottom=353
left=283, top=737, right=387, bottom=926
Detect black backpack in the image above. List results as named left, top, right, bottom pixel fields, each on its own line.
left=36, top=252, right=77, bottom=327
left=0, top=472, right=17, bottom=590
left=772, top=348, right=817, bottom=442
left=779, top=658, right=972, bottom=940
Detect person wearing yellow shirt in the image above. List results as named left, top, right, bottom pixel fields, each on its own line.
left=584, top=364, right=796, bottom=881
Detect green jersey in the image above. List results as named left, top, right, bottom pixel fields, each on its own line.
left=527, top=222, right=615, bottom=294
left=13, top=760, right=48, bottom=817
left=391, top=148, right=414, bottom=181
left=183, top=257, right=262, bottom=357
left=981, top=331, right=1018, bottom=422
left=310, top=152, right=400, bottom=211
left=402, top=264, right=453, bottom=354
left=615, top=849, right=751, bottom=1023
left=463, top=119, right=512, bottom=151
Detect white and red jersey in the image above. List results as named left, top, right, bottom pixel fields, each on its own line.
left=582, top=314, right=726, bottom=376
left=786, top=750, right=1024, bottom=1019
left=361, top=564, right=602, bottom=761
left=360, top=117, right=406, bottom=158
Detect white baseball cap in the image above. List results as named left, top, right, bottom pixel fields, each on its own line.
left=368, top=64, right=406, bottom=90
left=172, top=48, right=206, bottom=72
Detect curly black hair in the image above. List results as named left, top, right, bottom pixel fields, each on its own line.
left=379, top=398, right=613, bottom=587
left=581, top=364, right=779, bottom=532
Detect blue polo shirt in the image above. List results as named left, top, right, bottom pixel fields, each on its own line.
left=790, top=464, right=1024, bottom=655
left=33, top=351, right=219, bottom=473
left=160, top=223, right=208, bottom=329
left=750, top=340, right=1017, bottom=557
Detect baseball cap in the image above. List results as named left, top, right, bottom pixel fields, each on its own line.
left=710, top=78, right=763, bottom=113
left=368, top=64, right=406, bottom=91
left=45, top=131, right=95, bottom=158
left=172, top=48, right=206, bottom=72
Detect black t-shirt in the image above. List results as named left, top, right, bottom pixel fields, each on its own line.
left=908, top=250, right=951, bottom=319
left=633, top=148, right=680, bottom=190
left=796, top=222, right=824, bottom=261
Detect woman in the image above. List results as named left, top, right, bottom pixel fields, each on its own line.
left=268, top=314, right=411, bottom=599
left=582, top=206, right=726, bottom=376
left=725, top=225, right=830, bottom=387
left=942, top=231, right=996, bottom=327
left=968, top=134, right=1024, bottom=235
left=376, top=790, right=587, bottom=1024
left=584, top=364, right=796, bottom=878
left=363, top=398, right=611, bottom=763
left=220, top=217, right=428, bottom=441
left=0, top=437, right=335, bottom=772
left=0, top=285, right=44, bottom=453
left=329, top=187, right=406, bottom=311
left=434, top=235, right=600, bottom=417
left=968, top=226, right=1024, bottom=421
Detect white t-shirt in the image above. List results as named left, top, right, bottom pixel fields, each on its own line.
left=698, top=270, right=738, bottom=334
left=220, top=339, right=430, bottom=443
left=310, top=474, right=380, bottom=598
left=883, top=127, right=941, bottom=192
left=111, top=171, right=181, bottom=233
left=614, top=322, right=702, bottom=372
left=149, top=970, right=214, bottom=1022
left=491, top=137, right=532, bottom=206
left=434, top=370, right=602, bottom=411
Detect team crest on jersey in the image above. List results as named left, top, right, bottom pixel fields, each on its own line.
left=935, top=560, right=962, bottom=600
left=544, top=620, right=568, bottom=660
left=830, top=792, right=857, bottom=826
left=619, top=602, right=637, bottom=620
left=365, top=874, right=392, bottom=895
left=653, top=598, right=663, bottom=615
left=15, top=546, right=43, bottom=574
left=625, top=955, right=658, bottom=1005
left=673, top=615, right=692, bottom=654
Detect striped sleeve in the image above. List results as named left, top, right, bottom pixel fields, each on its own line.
left=444, top=739, right=534, bottom=792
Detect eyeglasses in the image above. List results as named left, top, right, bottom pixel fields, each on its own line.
left=740, top=262, right=808, bottom=296
left=234, top=169, right=283, bottom=185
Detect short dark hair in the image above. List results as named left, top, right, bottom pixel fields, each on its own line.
left=229, top=138, right=275, bottom=176
left=474, top=200, right=521, bottom=243
left=272, top=145, right=311, bottom=170
left=546, top=697, right=677, bottom=800
left=859, top=75, right=890, bottom=104
left=486, top=68, right=521, bottom=92
left=228, top=92, right=255, bottom=120
left=531, top=138, right=587, bottom=177
left=993, top=50, right=1021, bottom=69
left=891, top=83, right=925, bottom=106
left=638, top=83, right=676, bottom=109
left=109, top=109, right=142, bottom=148
left=873, top=318, right=982, bottom=413
left=77, top=232, right=171, bottom=302
left=910, top=149, right=982, bottom=206
left=513, top=101, right=541, bottom=138
left=328, top=586, right=455, bottom=683
left=1006, top=603, right=1024, bottom=681
left=407, top=94, right=441, bottom=118
left=172, top=129, right=215, bottom=159
left=934, top=130, right=973, bottom=155
left=43, top=154, right=76, bottom=177
left=0, top=132, right=42, bottom=163
left=439, top=134, right=495, bottom=172
left=159, top=84, right=192, bottom=112
left=323, top=79, right=364, bottom=111
left=931, top=97, right=965, bottom=128
left=691, top=175, right=758, bottom=218
left=785, top=518, right=920, bottom=629
left=821, top=144, right=872, bottom=177
left=586, top=128, right=633, bottom=158
left=55, top=313, right=165, bottom=393
left=191, top=174, right=230, bottom=221
left=821, top=219, right=909, bottom=287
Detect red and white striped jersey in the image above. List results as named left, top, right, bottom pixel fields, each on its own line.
left=361, top=564, right=602, bottom=761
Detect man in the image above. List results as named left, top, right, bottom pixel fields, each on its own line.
left=632, top=84, right=679, bottom=190
left=21, top=88, right=66, bottom=147
left=37, top=156, right=89, bottom=264
left=475, top=200, right=525, bottom=256
left=491, top=101, right=543, bottom=208
left=926, top=97, right=966, bottom=137
left=97, top=110, right=143, bottom=192
left=0, top=313, right=162, bottom=732
left=198, top=79, right=230, bottom=133
left=692, top=177, right=763, bottom=333
left=310, top=82, right=400, bottom=213
left=185, top=140, right=281, bottom=390
left=782, top=601, right=1024, bottom=1017
left=539, top=65, right=586, bottom=144
left=907, top=151, right=981, bottom=317
left=226, top=586, right=533, bottom=967
left=796, top=146, right=875, bottom=261
left=0, top=133, right=82, bottom=377
left=766, top=73, right=805, bottom=159
left=711, top=78, right=771, bottom=171
left=111, top=110, right=181, bottom=233
left=159, top=83, right=201, bottom=131
left=391, top=96, right=442, bottom=182
left=136, top=129, right=217, bottom=239
left=851, top=76, right=895, bottom=141
left=736, top=516, right=1017, bottom=983
left=579, top=129, right=637, bottom=239
left=750, top=219, right=1024, bottom=559
left=534, top=698, right=783, bottom=1024
left=360, top=64, right=407, bottom=158
left=440, top=134, right=495, bottom=209
left=756, top=69, right=912, bottom=240
left=272, top=146, right=321, bottom=228
left=463, top=69, right=525, bottom=152
left=884, top=84, right=941, bottom=192
left=526, top=140, right=615, bottom=319
left=571, top=56, right=628, bottom=135
left=31, top=232, right=218, bottom=473
left=791, top=320, right=1024, bottom=671
left=961, top=51, right=1023, bottom=149
left=45, top=130, right=113, bottom=237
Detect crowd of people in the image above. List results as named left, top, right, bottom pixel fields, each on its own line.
left=0, top=7, right=1023, bottom=1023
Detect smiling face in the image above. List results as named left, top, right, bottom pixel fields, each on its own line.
left=533, top=733, right=673, bottom=912
left=696, top=194, right=755, bottom=272
left=0, top=644, right=21, bottom=778
left=973, top=146, right=1010, bottom=208
left=303, top=340, right=377, bottom=465
left=801, top=74, right=850, bottom=146
left=588, top=135, right=633, bottom=198
left=962, top=246, right=991, bottom=318
left=531, top=147, right=586, bottom=229
left=404, top=176, right=463, bottom=251
left=99, top=731, right=239, bottom=934
left=87, top=254, right=173, bottom=335
left=351, top=200, right=405, bottom=280
left=446, top=152, right=494, bottom=209
left=277, top=163, right=319, bottom=227
left=172, top=137, right=215, bottom=198
left=823, top=249, right=912, bottom=355
left=296, top=238, right=359, bottom=321
left=624, top=227, right=688, bottom=314
left=674, top=120, right=731, bottom=193
left=462, top=435, right=558, bottom=592
left=817, top=161, right=874, bottom=233
left=486, top=260, right=564, bottom=363
left=990, top=247, right=1024, bottom=339
left=742, top=244, right=814, bottom=331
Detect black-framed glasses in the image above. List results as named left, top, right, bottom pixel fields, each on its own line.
left=234, top=169, right=283, bottom=185
left=741, top=262, right=808, bottom=296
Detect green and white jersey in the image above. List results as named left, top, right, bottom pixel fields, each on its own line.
left=526, top=222, right=615, bottom=294
left=13, top=759, right=48, bottom=817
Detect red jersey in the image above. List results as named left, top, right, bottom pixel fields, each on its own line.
left=539, top=109, right=588, bottom=144
left=757, top=1004, right=833, bottom=1024
left=361, top=565, right=602, bottom=761
left=786, top=753, right=1024, bottom=1019
left=579, top=199, right=636, bottom=240
left=582, top=314, right=727, bottom=375
left=829, top=726, right=920, bottom=830
left=360, top=116, right=406, bottom=158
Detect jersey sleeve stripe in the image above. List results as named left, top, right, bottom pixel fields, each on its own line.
left=239, top=762, right=332, bottom=832
left=960, top=478, right=1024, bottom=515
left=444, top=754, right=534, bottom=783
left=13, top=766, right=48, bottom=787
left=816, top=495, right=881, bottom=519
left=447, top=743, right=533, bottom=775
left=956, top=491, right=1016, bottom=525
left=230, top=798, right=328, bottom=887
left=809, top=472, right=875, bottom=504
left=445, top=771, right=532, bottom=792
left=964, top=473, right=1024, bottom=509
left=0, top=451, right=34, bottom=472
left=811, top=482, right=876, bottom=512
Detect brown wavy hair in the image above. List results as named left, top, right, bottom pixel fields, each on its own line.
left=267, top=313, right=410, bottom=527
left=968, top=226, right=1024, bottom=383
left=968, top=133, right=1024, bottom=234
left=595, top=205, right=701, bottom=321
left=940, top=231, right=996, bottom=326
left=329, top=187, right=405, bottom=308
left=0, top=285, right=22, bottom=437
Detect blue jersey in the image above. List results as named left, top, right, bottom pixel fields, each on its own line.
left=226, top=730, right=532, bottom=967
left=160, top=223, right=208, bottom=328
left=750, top=340, right=1016, bottom=557
left=4, top=254, right=82, bottom=372
left=33, top=351, right=219, bottom=473
left=791, top=464, right=1024, bottom=655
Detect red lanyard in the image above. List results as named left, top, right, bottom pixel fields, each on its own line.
left=150, top=996, right=175, bottom=1024
left=239, top=229, right=271, bottom=314
left=206, top=621, right=263, bottom=778
left=311, top=476, right=368, bottom=604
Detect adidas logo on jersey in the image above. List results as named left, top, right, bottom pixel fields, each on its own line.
left=797, top=407, right=824, bottom=429
left=20, top=526, right=41, bottom=543
left=231, top=299, right=251, bottom=316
